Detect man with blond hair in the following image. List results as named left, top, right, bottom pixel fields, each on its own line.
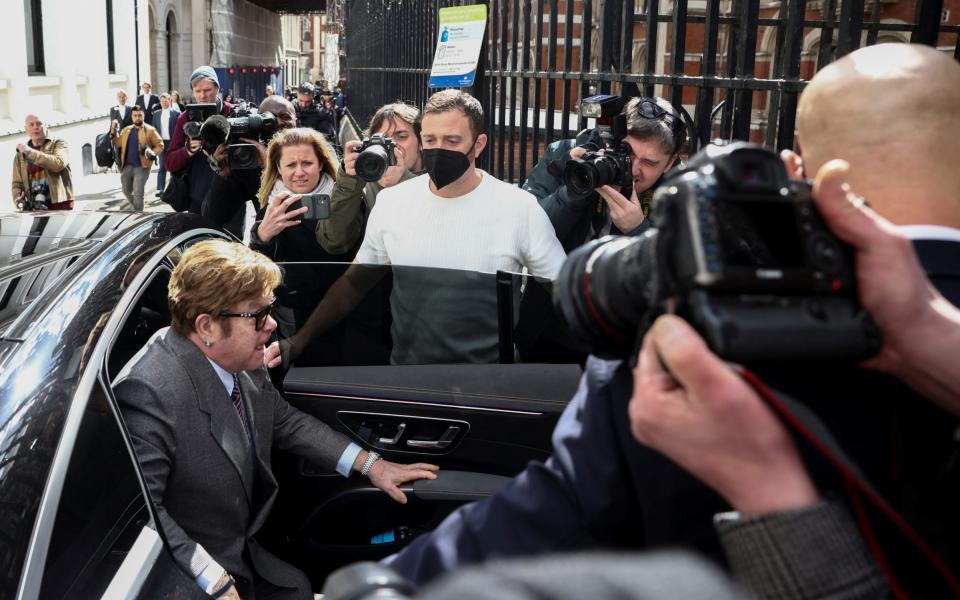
left=115, top=240, right=438, bottom=599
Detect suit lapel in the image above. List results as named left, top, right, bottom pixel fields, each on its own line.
left=166, top=331, right=255, bottom=508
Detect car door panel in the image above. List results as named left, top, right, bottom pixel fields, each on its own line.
left=267, top=363, right=580, bottom=583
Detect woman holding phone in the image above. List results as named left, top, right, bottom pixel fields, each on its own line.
left=251, top=127, right=339, bottom=262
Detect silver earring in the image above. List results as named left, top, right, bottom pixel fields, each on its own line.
left=204, top=340, right=214, bottom=347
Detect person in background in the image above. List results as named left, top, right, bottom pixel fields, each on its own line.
left=152, top=93, right=180, bottom=195
left=111, top=105, right=164, bottom=211
left=169, top=89, right=186, bottom=112
left=12, top=113, right=73, bottom=211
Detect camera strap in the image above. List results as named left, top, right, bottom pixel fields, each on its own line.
left=736, top=366, right=960, bottom=599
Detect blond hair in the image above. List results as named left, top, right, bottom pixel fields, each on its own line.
left=257, top=127, right=338, bottom=208
left=168, top=239, right=282, bottom=336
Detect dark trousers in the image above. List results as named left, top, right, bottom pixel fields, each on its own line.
left=156, top=142, right=169, bottom=192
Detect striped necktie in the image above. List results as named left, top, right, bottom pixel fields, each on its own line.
left=231, top=375, right=252, bottom=443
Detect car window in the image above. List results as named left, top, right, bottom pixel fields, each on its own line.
left=38, top=385, right=151, bottom=599
left=275, top=262, right=582, bottom=367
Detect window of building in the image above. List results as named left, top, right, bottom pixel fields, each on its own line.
left=24, top=0, right=46, bottom=75
left=106, top=0, right=116, bottom=74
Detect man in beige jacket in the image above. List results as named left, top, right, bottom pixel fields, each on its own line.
left=12, top=114, right=73, bottom=211
left=112, top=104, right=164, bottom=211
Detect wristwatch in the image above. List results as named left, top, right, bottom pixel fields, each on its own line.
left=360, top=450, right=382, bottom=476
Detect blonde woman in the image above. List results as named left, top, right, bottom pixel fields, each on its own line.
left=250, top=127, right=340, bottom=261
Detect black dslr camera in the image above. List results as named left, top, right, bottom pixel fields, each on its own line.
left=353, top=134, right=398, bottom=182
left=555, top=141, right=881, bottom=362
left=563, top=95, right=633, bottom=199
left=199, top=106, right=278, bottom=170
left=18, top=180, right=51, bottom=211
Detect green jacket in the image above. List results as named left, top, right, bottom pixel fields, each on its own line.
left=316, top=169, right=418, bottom=255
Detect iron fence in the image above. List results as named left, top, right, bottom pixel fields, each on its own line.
left=345, top=0, right=960, bottom=183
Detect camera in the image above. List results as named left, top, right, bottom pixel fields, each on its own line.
left=563, top=95, right=633, bottom=199
left=555, top=141, right=881, bottom=362
left=296, top=193, right=331, bottom=220
left=184, top=103, right=217, bottom=124
left=199, top=106, right=278, bottom=170
left=353, top=134, right=398, bottom=182
left=18, top=180, right=51, bottom=211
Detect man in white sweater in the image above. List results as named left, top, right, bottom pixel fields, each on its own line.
left=271, top=90, right=566, bottom=365
left=356, top=89, right=565, bottom=279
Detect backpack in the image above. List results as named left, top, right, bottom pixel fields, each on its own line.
left=95, top=133, right=115, bottom=168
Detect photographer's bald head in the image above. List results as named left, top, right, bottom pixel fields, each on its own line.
left=797, top=43, right=960, bottom=227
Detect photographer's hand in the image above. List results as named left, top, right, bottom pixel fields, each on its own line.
left=813, top=160, right=960, bottom=418
left=780, top=149, right=805, bottom=180
left=377, top=145, right=407, bottom=188
left=629, top=315, right=820, bottom=515
left=258, top=192, right=309, bottom=244
left=597, top=184, right=645, bottom=232
left=238, top=137, right=267, bottom=168
left=342, top=140, right=362, bottom=176
left=187, top=138, right=202, bottom=156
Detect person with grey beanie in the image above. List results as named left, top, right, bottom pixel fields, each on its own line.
left=162, top=65, right=234, bottom=214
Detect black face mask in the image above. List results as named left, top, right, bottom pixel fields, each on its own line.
left=421, top=147, right=472, bottom=190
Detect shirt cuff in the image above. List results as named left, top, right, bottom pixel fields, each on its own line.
left=337, top=442, right=362, bottom=477
left=194, top=557, right=226, bottom=594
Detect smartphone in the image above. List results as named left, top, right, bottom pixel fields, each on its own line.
left=297, top=193, right=331, bottom=220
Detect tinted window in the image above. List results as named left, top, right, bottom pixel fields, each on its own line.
left=276, top=262, right=581, bottom=367
left=39, top=386, right=149, bottom=598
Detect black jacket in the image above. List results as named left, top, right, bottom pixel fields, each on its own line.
left=296, top=103, right=337, bottom=138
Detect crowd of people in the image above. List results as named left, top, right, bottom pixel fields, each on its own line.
left=11, top=41, right=960, bottom=600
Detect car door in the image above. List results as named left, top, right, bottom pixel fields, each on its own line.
left=262, top=262, right=584, bottom=583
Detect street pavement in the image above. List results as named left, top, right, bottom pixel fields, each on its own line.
left=72, top=164, right=174, bottom=213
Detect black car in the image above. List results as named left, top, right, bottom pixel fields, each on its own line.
left=0, top=211, right=581, bottom=599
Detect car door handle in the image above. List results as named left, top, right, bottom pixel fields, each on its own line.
left=406, top=426, right=460, bottom=450
left=377, top=422, right=406, bottom=446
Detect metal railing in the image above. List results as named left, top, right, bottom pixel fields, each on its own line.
left=345, top=0, right=960, bottom=183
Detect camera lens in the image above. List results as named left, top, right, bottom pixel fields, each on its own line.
left=564, top=160, right=598, bottom=197
left=554, top=234, right=657, bottom=358
left=355, top=144, right=390, bottom=182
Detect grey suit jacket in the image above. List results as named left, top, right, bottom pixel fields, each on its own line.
left=114, top=327, right=352, bottom=597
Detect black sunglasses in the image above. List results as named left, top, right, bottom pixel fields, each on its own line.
left=219, top=299, right=277, bottom=331
left=634, top=99, right=686, bottom=145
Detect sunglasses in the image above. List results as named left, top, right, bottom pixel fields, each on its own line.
left=219, top=299, right=277, bottom=331
left=634, top=99, right=686, bottom=144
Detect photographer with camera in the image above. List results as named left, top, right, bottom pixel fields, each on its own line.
left=198, top=94, right=294, bottom=239
left=295, top=82, right=338, bottom=147
left=316, top=102, right=423, bottom=256
left=111, top=105, right=164, bottom=211
left=524, top=96, right=685, bottom=253
left=12, top=113, right=73, bottom=211
left=384, top=44, right=960, bottom=598
left=163, top=66, right=234, bottom=214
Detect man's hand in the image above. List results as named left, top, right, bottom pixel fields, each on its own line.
left=14, top=192, right=26, bottom=211
left=568, top=146, right=589, bottom=161
left=597, top=184, right=645, bottom=232
left=377, top=145, right=407, bottom=188
left=187, top=138, right=203, bottom=155
left=257, top=192, right=308, bottom=244
left=780, top=149, right=804, bottom=180
left=812, top=160, right=960, bottom=415
left=629, top=315, right=820, bottom=515
left=342, top=139, right=362, bottom=176
left=16, top=143, right=32, bottom=157
left=212, top=572, right=241, bottom=600
left=111, top=119, right=120, bottom=133
left=366, top=458, right=439, bottom=504
left=238, top=137, right=267, bottom=168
